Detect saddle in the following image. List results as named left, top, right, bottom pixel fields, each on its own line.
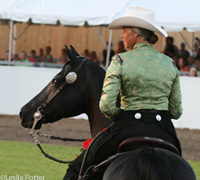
left=118, top=136, right=180, bottom=155
left=91, top=136, right=180, bottom=175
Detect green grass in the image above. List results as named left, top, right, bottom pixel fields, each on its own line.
left=0, top=141, right=200, bottom=180
left=0, top=141, right=82, bottom=180
left=188, top=160, right=200, bottom=179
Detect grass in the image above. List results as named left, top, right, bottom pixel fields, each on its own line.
left=188, top=160, right=200, bottom=179
left=0, top=141, right=81, bottom=180
left=0, top=141, right=200, bottom=180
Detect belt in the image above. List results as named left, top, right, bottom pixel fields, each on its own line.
left=119, top=109, right=170, bottom=122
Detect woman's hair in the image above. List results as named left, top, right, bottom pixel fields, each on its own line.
left=131, top=27, right=158, bottom=44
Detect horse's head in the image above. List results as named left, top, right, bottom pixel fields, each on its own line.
left=20, top=45, right=107, bottom=133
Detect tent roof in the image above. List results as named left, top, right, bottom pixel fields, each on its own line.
left=123, top=0, right=200, bottom=32
left=0, top=0, right=130, bottom=26
left=1, top=0, right=200, bottom=32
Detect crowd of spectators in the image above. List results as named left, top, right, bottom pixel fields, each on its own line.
left=2, top=46, right=69, bottom=67
left=83, top=41, right=126, bottom=67
left=84, top=37, right=200, bottom=77
left=2, top=37, right=200, bottom=77
left=163, top=36, right=200, bottom=77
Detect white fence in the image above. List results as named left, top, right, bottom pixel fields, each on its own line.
left=0, top=66, right=200, bottom=129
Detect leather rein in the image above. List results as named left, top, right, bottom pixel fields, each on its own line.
left=29, top=57, right=88, bottom=164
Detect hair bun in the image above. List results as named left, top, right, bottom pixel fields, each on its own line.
left=149, top=34, right=158, bottom=44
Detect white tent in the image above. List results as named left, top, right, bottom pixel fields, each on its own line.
left=0, top=0, right=24, bottom=19
left=1, top=0, right=130, bottom=26
left=1, top=0, right=200, bottom=31
left=0, top=0, right=131, bottom=64
left=1, top=0, right=200, bottom=64
left=116, top=0, right=200, bottom=32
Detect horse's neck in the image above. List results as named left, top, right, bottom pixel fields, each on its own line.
left=87, top=91, right=119, bottom=138
left=86, top=96, right=110, bottom=138
left=84, top=65, right=112, bottom=138
left=87, top=84, right=111, bottom=137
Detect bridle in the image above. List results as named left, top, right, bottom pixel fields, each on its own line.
left=32, top=57, right=87, bottom=125
left=29, top=57, right=88, bottom=163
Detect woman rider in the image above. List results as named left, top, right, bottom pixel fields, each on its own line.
left=64, top=5, right=182, bottom=180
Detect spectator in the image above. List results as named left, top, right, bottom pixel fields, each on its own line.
left=4, top=50, right=9, bottom=61
left=89, top=51, right=98, bottom=64
left=61, top=48, right=68, bottom=56
left=163, top=36, right=179, bottom=58
left=35, top=48, right=43, bottom=62
left=102, top=41, right=115, bottom=66
left=18, top=51, right=29, bottom=62
left=193, top=37, right=200, bottom=56
left=40, top=46, right=53, bottom=62
left=56, top=54, right=69, bottom=64
left=83, top=49, right=90, bottom=58
left=187, top=56, right=196, bottom=70
left=196, top=47, right=200, bottom=58
left=173, top=55, right=179, bottom=67
left=189, top=68, right=197, bottom=77
left=179, top=42, right=190, bottom=65
left=115, top=41, right=126, bottom=54
left=29, top=50, right=37, bottom=62
left=195, top=58, right=200, bottom=72
left=177, top=57, right=189, bottom=72
left=12, top=54, right=19, bottom=61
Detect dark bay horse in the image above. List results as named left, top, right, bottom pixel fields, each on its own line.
left=20, top=46, right=196, bottom=180
left=102, top=147, right=196, bottom=180
left=20, top=45, right=112, bottom=138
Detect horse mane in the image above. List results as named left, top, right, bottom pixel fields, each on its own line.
left=135, top=147, right=173, bottom=180
left=103, top=146, right=196, bottom=180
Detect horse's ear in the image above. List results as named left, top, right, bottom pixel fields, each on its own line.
left=65, top=45, right=78, bottom=64
left=70, top=45, right=80, bottom=56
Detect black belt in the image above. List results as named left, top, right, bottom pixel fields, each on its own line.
left=119, top=109, right=170, bottom=122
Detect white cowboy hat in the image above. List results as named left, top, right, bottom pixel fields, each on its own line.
left=109, top=6, right=168, bottom=37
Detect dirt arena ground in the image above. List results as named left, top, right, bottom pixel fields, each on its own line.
left=0, top=114, right=200, bottom=161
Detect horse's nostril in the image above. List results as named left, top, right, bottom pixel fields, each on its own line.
left=19, top=110, right=23, bottom=120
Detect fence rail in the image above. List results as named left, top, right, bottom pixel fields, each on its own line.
left=0, top=60, right=64, bottom=68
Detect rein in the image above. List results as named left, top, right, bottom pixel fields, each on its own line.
left=29, top=57, right=88, bottom=164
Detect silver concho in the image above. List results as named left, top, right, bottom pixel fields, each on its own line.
left=65, top=72, right=77, bottom=84
left=34, top=111, right=42, bottom=120
left=135, top=113, right=141, bottom=119
left=156, top=114, right=162, bottom=121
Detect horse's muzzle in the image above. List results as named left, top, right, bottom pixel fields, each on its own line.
left=20, top=109, right=42, bottom=129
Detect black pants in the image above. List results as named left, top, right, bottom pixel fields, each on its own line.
left=63, top=110, right=181, bottom=180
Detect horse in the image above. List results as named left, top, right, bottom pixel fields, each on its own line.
left=102, top=147, right=196, bottom=180
left=20, top=45, right=112, bottom=138
left=20, top=45, right=196, bottom=180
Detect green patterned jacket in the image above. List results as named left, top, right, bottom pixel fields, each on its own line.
left=99, top=43, right=183, bottom=120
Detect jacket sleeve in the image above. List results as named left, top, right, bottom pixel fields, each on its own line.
left=168, top=69, right=183, bottom=119
left=99, top=55, right=122, bottom=119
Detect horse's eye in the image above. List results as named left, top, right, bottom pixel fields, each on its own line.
left=52, top=79, right=57, bottom=84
